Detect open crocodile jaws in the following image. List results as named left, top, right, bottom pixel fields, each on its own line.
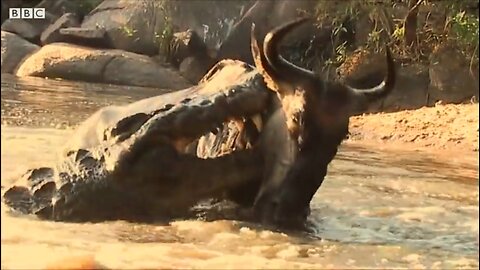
left=2, top=59, right=272, bottom=222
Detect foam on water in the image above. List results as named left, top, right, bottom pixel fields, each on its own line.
left=2, top=126, right=478, bottom=269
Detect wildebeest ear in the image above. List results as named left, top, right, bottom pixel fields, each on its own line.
left=250, top=23, right=281, bottom=93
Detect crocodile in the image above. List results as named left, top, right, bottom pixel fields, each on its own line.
left=2, top=58, right=273, bottom=222
left=2, top=18, right=396, bottom=227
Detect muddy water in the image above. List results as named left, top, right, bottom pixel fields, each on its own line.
left=1, top=75, right=478, bottom=269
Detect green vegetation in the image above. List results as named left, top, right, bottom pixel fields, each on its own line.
left=154, top=0, right=174, bottom=57
left=448, top=9, right=479, bottom=66
left=121, top=26, right=137, bottom=37
left=309, top=0, right=478, bottom=71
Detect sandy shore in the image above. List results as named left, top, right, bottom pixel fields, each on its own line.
left=348, top=103, right=478, bottom=159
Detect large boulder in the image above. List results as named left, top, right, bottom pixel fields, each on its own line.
left=166, top=1, right=252, bottom=49
left=81, top=0, right=251, bottom=56
left=216, top=1, right=273, bottom=64
left=1, top=16, right=55, bottom=44
left=15, top=43, right=192, bottom=89
left=382, top=64, right=430, bottom=112
left=1, top=0, right=102, bottom=43
left=428, top=43, right=479, bottom=104
left=1, top=0, right=35, bottom=24
left=81, top=0, right=165, bottom=55
left=1, top=31, right=40, bottom=73
left=216, top=0, right=319, bottom=64
left=101, top=52, right=191, bottom=89
left=1, top=1, right=8, bottom=25
left=179, top=56, right=215, bottom=84
left=337, top=49, right=430, bottom=113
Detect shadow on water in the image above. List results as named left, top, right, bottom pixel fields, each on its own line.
left=1, top=75, right=478, bottom=269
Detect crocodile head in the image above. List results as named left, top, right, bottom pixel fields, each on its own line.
left=2, top=59, right=274, bottom=222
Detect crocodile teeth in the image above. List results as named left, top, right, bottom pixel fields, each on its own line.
left=251, top=114, right=263, bottom=131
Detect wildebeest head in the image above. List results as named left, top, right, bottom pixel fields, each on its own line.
left=250, top=18, right=396, bottom=227
left=251, top=18, right=395, bottom=140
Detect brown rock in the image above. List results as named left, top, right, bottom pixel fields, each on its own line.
left=81, top=0, right=165, bottom=55
left=339, top=50, right=431, bottom=113
left=81, top=0, right=251, bottom=56
left=16, top=43, right=191, bottom=89
left=1, top=31, right=40, bottom=73
left=428, top=43, right=479, bottom=104
left=1, top=16, right=54, bottom=44
left=217, top=0, right=324, bottom=64
left=179, top=56, right=214, bottom=84
left=102, top=51, right=192, bottom=89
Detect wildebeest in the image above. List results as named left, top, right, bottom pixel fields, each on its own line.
left=243, top=18, right=396, bottom=226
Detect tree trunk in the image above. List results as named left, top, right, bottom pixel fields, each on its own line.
left=405, top=0, right=421, bottom=49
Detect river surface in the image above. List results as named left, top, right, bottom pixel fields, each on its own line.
left=1, top=75, right=478, bottom=269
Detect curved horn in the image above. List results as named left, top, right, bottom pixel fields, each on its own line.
left=263, top=17, right=317, bottom=82
left=250, top=23, right=281, bottom=92
left=347, top=47, right=396, bottom=102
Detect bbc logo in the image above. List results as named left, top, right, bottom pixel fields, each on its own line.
left=9, top=8, right=46, bottom=19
